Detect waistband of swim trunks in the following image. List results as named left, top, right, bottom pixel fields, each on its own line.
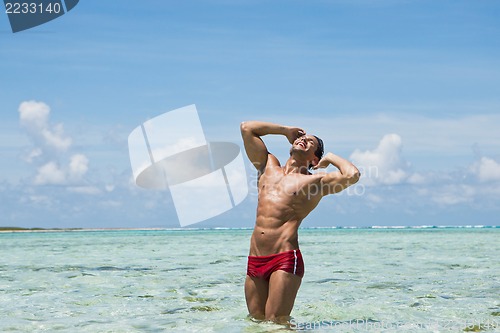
left=248, top=249, right=301, bottom=259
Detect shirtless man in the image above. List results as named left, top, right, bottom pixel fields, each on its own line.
left=240, top=121, right=360, bottom=324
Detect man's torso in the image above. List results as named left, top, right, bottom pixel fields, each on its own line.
left=249, top=155, right=324, bottom=256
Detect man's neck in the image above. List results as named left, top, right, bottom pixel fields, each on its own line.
left=284, top=157, right=310, bottom=175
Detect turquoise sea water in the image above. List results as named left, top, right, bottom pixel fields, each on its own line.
left=0, top=227, right=498, bottom=332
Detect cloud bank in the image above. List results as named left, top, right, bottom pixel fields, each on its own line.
left=18, top=101, right=89, bottom=186
left=6, top=103, right=500, bottom=228
left=345, top=132, right=500, bottom=215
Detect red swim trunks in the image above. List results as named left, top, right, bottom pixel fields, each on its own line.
left=247, top=249, right=305, bottom=280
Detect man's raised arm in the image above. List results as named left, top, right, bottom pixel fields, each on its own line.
left=313, top=152, right=360, bottom=195
left=240, top=121, right=305, bottom=171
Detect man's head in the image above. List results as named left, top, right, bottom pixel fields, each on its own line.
left=290, top=134, right=324, bottom=169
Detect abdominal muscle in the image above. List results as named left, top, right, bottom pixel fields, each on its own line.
left=248, top=216, right=301, bottom=256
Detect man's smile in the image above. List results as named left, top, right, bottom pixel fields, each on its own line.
left=296, top=140, right=307, bottom=148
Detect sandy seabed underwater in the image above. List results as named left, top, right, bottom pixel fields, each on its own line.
left=0, top=227, right=498, bottom=332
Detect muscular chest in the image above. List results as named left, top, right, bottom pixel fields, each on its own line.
left=258, top=170, right=317, bottom=202
left=257, top=168, right=324, bottom=220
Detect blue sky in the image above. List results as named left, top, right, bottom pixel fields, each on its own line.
left=1, top=0, right=499, bottom=228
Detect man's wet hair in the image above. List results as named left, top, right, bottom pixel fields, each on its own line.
left=313, top=135, right=324, bottom=160
left=307, top=135, right=324, bottom=170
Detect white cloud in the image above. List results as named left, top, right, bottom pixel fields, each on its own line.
left=18, top=100, right=72, bottom=152
left=18, top=100, right=89, bottom=186
left=32, top=154, right=90, bottom=186
left=34, top=162, right=66, bottom=185
left=470, top=157, right=500, bottom=182
left=41, top=124, right=72, bottom=152
left=350, top=133, right=409, bottom=185
left=18, top=100, right=50, bottom=130
left=69, top=154, right=89, bottom=180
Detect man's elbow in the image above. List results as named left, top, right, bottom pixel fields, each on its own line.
left=346, top=168, right=360, bottom=184
left=240, top=121, right=252, bottom=135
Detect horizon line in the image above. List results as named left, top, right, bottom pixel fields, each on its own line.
left=0, top=225, right=498, bottom=233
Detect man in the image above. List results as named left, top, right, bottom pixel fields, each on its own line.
left=240, top=120, right=360, bottom=324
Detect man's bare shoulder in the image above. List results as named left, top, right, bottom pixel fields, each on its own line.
left=257, top=153, right=281, bottom=176
left=266, top=153, right=281, bottom=167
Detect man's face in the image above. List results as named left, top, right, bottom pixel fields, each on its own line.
left=291, top=135, right=318, bottom=157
